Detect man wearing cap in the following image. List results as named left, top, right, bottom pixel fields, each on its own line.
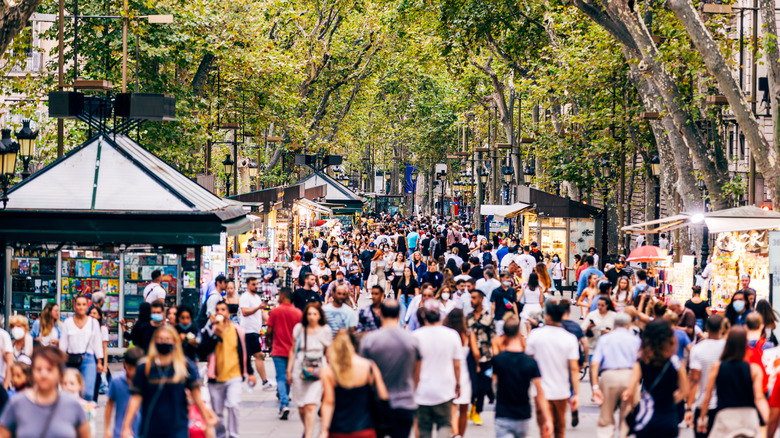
left=529, top=242, right=543, bottom=263
left=605, top=256, right=632, bottom=288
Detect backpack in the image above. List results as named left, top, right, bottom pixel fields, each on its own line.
left=195, top=291, right=215, bottom=330
left=298, top=263, right=313, bottom=285
left=746, top=337, right=769, bottom=394
left=482, top=252, right=493, bottom=268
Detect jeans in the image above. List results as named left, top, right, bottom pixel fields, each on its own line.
left=209, top=377, right=243, bottom=438
left=399, top=295, right=413, bottom=325
left=272, top=356, right=290, bottom=408
left=495, top=417, right=530, bottom=438
left=75, top=353, right=97, bottom=402
left=695, top=319, right=705, bottom=331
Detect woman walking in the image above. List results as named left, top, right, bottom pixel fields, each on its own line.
left=224, top=279, right=241, bottom=323
left=87, top=305, right=109, bottom=401
left=397, top=267, right=420, bottom=323
left=288, top=303, right=333, bottom=438
left=622, top=319, right=688, bottom=438
left=174, top=305, right=200, bottom=362
left=518, top=273, right=545, bottom=332
left=31, top=302, right=61, bottom=347
left=612, top=277, right=632, bottom=312
left=121, top=325, right=215, bottom=438
left=371, top=250, right=389, bottom=295
left=444, top=309, right=472, bottom=438
left=0, top=346, right=90, bottom=438
left=697, top=325, right=768, bottom=436
left=390, top=253, right=407, bottom=299
left=60, top=295, right=104, bottom=402
left=320, top=330, right=388, bottom=438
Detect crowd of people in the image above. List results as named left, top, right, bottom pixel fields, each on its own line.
left=0, top=216, right=774, bottom=438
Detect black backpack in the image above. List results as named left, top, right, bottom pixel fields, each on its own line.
left=298, top=263, right=313, bottom=285
left=195, top=292, right=214, bottom=330
left=482, top=252, right=493, bottom=267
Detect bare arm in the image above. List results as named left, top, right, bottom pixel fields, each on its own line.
left=675, top=361, right=689, bottom=403
left=414, top=360, right=421, bottom=388
left=190, top=386, right=216, bottom=426
left=77, top=421, right=91, bottom=438
left=698, top=362, right=720, bottom=425
left=3, top=353, right=12, bottom=389
left=241, top=304, right=265, bottom=317
left=453, top=359, right=461, bottom=398
left=104, top=399, right=115, bottom=438
left=0, top=426, right=10, bottom=438
left=752, top=363, right=770, bottom=422
left=320, top=366, right=335, bottom=438
left=121, top=395, right=142, bottom=437
left=621, top=362, right=642, bottom=406
left=569, top=359, right=580, bottom=410
left=533, top=377, right=553, bottom=436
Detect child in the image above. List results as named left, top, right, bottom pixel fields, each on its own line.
left=62, top=368, right=98, bottom=437
left=7, top=357, right=31, bottom=398
left=105, top=347, right=143, bottom=438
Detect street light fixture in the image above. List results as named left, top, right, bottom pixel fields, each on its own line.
left=222, top=155, right=235, bottom=196
left=501, top=166, right=514, bottom=184
left=601, top=158, right=612, bottom=179
left=650, top=154, right=661, bottom=246
left=249, top=161, right=258, bottom=178
left=0, top=130, right=20, bottom=208
left=523, top=165, right=534, bottom=184
left=650, top=154, right=661, bottom=177
left=15, top=120, right=37, bottom=180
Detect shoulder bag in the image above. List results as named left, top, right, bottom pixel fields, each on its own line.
left=299, top=329, right=322, bottom=381
left=626, top=360, right=672, bottom=434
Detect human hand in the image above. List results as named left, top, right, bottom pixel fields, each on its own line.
left=286, top=373, right=293, bottom=386
left=205, top=409, right=218, bottom=427
left=570, top=396, right=579, bottom=412
left=97, top=363, right=104, bottom=374
left=541, top=419, right=553, bottom=438
left=684, top=410, right=693, bottom=428
left=120, top=426, right=133, bottom=438
left=621, top=389, right=631, bottom=404
left=696, top=417, right=708, bottom=433
left=592, top=387, right=604, bottom=406
left=248, top=375, right=257, bottom=386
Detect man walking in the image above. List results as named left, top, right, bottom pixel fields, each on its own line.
left=360, top=300, right=421, bottom=438
left=238, top=276, right=273, bottom=389
left=407, top=227, right=420, bottom=256
left=357, top=285, right=384, bottom=333
left=492, top=315, right=552, bottom=438
left=576, top=256, right=604, bottom=298
left=266, top=288, right=302, bottom=420
left=685, top=315, right=726, bottom=438
left=199, top=301, right=255, bottom=438
left=323, top=284, right=358, bottom=336
left=360, top=243, right=378, bottom=293
left=467, top=288, right=496, bottom=426
left=143, top=270, right=167, bottom=303
left=516, top=246, right=537, bottom=282
left=525, top=300, right=580, bottom=438
left=414, top=302, right=462, bottom=438
left=292, top=273, right=321, bottom=312
left=590, top=313, right=640, bottom=438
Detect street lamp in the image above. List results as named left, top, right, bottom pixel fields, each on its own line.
left=436, top=169, right=447, bottom=217
left=249, top=161, right=258, bottom=178
left=479, top=168, right=489, bottom=184
left=222, top=155, right=235, bottom=196
left=501, top=166, right=514, bottom=205
left=0, top=130, right=19, bottom=208
left=523, top=165, right=534, bottom=185
left=650, top=154, right=661, bottom=246
left=600, top=158, right=612, bottom=179
left=15, top=120, right=37, bottom=180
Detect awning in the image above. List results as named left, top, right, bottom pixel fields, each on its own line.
left=622, top=206, right=780, bottom=234
left=480, top=202, right=533, bottom=221
left=295, top=198, right=333, bottom=215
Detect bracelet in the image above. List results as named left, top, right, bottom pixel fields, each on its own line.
left=592, top=385, right=599, bottom=390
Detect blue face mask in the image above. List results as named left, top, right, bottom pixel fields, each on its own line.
left=151, top=314, right=164, bottom=323
left=733, top=300, right=746, bottom=313
left=178, top=322, right=192, bottom=330
left=502, top=281, right=512, bottom=287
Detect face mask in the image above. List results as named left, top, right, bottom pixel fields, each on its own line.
left=178, top=322, right=192, bottom=330
left=503, top=281, right=512, bottom=287
left=553, top=257, right=559, bottom=262
left=441, top=292, right=450, bottom=301
left=11, top=327, right=24, bottom=340
left=155, top=342, right=174, bottom=355
left=151, top=314, right=164, bottom=323
left=733, top=300, right=746, bottom=312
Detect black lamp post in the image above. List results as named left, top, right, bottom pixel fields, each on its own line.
left=437, top=169, right=447, bottom=217
left=0, top=130, right=20, bottom=208
left=523, top=164, right=535, bottom=185
left=15, top=120, right=37, bottom=180
left=222, top=155, right=234, bottom=196
left=501, top=165, right=514, bottom=205
left=698, top=178, right=710, bottom=268
left=650, top=154, right=661, bottom=246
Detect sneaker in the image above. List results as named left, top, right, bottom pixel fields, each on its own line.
left=467, top=405, right=475, bottom=422
left=571, top=409, right=579, bottom=427
left=279, top=407, right=290, bottom=420
left=472, top=412, right=482, bottom=426
left=262, top=380, right=276, bottom=390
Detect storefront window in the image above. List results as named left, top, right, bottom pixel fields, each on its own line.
left=11, top=248, right=58, bottom=321
left=123, top=252, right=180, bottom=347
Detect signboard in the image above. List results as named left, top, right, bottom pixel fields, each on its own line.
left=670, top=255, right=695, bottom=303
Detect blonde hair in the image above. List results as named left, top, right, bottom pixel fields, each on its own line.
left=63, top=368, right=84, bottom=390
left=145, top=325, right=188, bottom=383
left=327, top=330, right=355, bottom=386
left=40, top=303, right=57, bottom=337
left=9, top=315, right=29, bottom=331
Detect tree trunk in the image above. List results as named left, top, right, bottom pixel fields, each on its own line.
left=191, top=53, right=214, bottom=97
left=666, top=0, right=780, bottom=208
left=607, top=0, right=730, bottom=209
left=760, top=0, right=780, bottom=184
left=0, top=0, right=43, bottom=57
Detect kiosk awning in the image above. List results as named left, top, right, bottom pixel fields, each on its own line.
left=622, top=206, right=780, bottom=234
left=480, top=203, right=533, bottom=221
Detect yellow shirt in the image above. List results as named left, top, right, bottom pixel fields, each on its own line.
left=216, top=324, right=241, bottom=382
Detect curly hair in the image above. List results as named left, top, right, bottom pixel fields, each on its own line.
left=640, top=319, right=675, bottom=366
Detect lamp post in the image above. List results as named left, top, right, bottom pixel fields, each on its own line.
left=523, top=164, right=535, bottom=185
left=15, top=120, right=37, bottom=180
left=501, top=165, right=514, bottom=205
left=0, top=130, right=20, bottom=208
left=222, top=155, right=234, bottom=196
left=600, top=158, right=611, bottom=260
left=698, top=178, right=710, bottom=269
left=650, top=154, right=661, bottom=246
left=410, top=168, right=419, bottom=217
left=437, top=169, right=447, bottom=217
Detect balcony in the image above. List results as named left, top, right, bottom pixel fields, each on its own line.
left=4, top=52, right=44, bottom=74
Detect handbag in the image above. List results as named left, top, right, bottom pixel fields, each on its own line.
left=66, top=318, right=93, bottom=368
left=368, top=361, right=393, bottom=435
left=626, top=360, right=672, bottom=434
left=299, top=330, right=322, bottom=381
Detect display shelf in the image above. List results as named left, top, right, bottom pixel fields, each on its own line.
left=10, top=252, right=58, bottom=321
left=122, top=252, right=179, bottom=347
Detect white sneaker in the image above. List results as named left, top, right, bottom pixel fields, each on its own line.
left=262, top=380, right=276, bottom=390
left=279, top=406, right=290, bottom=420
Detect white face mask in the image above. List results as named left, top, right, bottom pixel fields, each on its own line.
left=441, top=292, right=450, bottom=301
left=11, top=327, right=24, bottom=340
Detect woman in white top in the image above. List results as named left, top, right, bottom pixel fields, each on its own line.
left=88, top=305, right=109, bottom=401
left=550, top=254, right=566, bottom=293
left=31, top=302, right=61, bottom=347
left=313, top=258, right=332, bottom=283
left=443, top=308, right=472, bottom=438
left=437, top=286, right=457, bottom=315
left=518, top=272, right=545, bottom=327
left=612, top=276, right=632, bottom=312
left=8, top=315, right=33, bottom=359
left=59, top=295, right=104, bottom=402
left=370, top=250, right=389, bottom=294
left=290, top=253, right=304, bottom=285
left=580, top=296, right=616, bottom=352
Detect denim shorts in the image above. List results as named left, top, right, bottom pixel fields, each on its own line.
left=495, top=417, right=530, bottom=438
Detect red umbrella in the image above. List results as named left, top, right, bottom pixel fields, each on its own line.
left=626, top=245, right=668, bottom=262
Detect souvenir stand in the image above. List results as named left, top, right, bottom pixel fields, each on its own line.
left=623, top=206, right=780, bottom=312
left=0, top=133, right=251, bottom=353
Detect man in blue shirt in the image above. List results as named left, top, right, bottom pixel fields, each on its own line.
left=106, top=347, right=144, bottom=438
left=407, top=227, right=420, bottom=256
left=590, top=313, right=640, bottom=438
left=576, top=256, right=604, bottom=297
left=495, top=240, right=509, bottom=265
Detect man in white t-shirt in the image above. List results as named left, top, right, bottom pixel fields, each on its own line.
left=525, top=300, right=580, bottom=438
left=685, top=314, right=726, bottom=436
left=142, top=270, right=166, bottom=303
left=516, top=247, right=537, bottom=281
left=239, top=276, right=273, bottom=389
left=413, top=302, right=462, bottom=438
left=475, top=268, right=500, bottom=303
left=499, top=246, right=518, bottom=272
